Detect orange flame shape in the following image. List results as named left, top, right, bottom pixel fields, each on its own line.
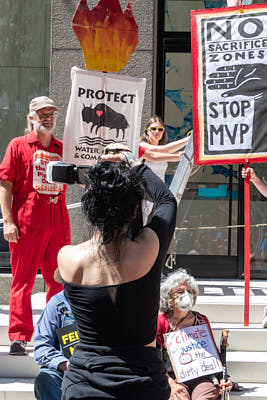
left=72, top=0, right=138, bottom=72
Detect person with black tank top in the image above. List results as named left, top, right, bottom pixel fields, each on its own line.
left=58, top=145, right=177, bottom=400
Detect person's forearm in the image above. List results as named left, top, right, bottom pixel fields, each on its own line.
left=142, top=150, right=183, bottom=162
left=251, top=175, right=267, bottom=198
left=163, top=137, right=189, bottom=153
left=141, top=138, right=188, bottom=154
left=0, top=181, right=14, bottom=223
left=34, top=342, right=68, bottom=370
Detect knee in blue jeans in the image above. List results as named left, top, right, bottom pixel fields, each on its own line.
left=34, top=368, right=63, bottom=400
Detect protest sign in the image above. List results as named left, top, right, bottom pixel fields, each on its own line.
left=164, top=324, right=222, bottom=383
left=63, top=67, right=146, bottom=165
left=192, top=4, right=267, bottom=165
left=56, top=323, right=79, bottom=359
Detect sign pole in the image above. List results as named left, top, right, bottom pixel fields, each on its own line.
left=244, top=163, right=251, bottom=326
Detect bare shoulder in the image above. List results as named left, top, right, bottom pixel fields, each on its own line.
left=57, top=244, right=84, bottom=282
left=58, top=244, right=76, bottom=263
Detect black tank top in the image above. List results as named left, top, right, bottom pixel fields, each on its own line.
left=63, top=165, right=177, bottom=347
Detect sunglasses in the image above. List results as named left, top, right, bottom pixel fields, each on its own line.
left=148, top=126, right=165, bottom=133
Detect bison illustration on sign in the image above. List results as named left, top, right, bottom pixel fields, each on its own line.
left=82, top=103, right=129, bottom=139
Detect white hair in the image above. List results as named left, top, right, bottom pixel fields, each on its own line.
left=25, top=111, right=36, bottom=134
left=159, top=268, right=199, bottom=314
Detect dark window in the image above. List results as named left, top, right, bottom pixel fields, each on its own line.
left=0, top=0, right=51, bottom=272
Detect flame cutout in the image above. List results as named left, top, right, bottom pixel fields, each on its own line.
left=72, top=0, right=138, bottom=72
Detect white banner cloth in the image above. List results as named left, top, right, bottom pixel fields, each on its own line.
left=63, top=67, right=146, bottom=165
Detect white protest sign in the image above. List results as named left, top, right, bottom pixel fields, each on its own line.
left=192, top=4, right=267, bottom=165
left=63, top=67, right=146, bottom=165
left=33, top=150, right=64, bottom=195
left=164, top=324, right=222, bottom=383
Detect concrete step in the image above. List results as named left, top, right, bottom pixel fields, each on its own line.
left=0, top=292, right=45, bottom=346
left=231, top=383, right=267, bottom=399
left=227, top=352, right=267, bottom=383
left=211, top=324, right=267, bottom=352
left=194, top=296, right=266, bottom=324
left=195, top=279, right=267, bottom=325
left=0, top=347, right=39, bottom=379
left=0, top=378, right=35, bottom=400
left=0, top=274, right=45, bottom=305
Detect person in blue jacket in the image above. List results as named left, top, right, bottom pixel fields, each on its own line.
left=33, top=287, right=77, bottom=400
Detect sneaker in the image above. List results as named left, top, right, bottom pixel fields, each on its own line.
left=9, top=340, right=27, bottom=355
left=262, top=306, right=267, bottom=328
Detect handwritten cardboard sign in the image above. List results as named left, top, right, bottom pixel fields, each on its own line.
left=164, top=324, right=222, bottom=383
left=192, top=4, right=267, bottom=165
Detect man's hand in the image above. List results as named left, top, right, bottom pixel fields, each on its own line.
left=3, top=221, right=19, bottom=243
left=57, top=361, right=69, bottom=372
left=0, top=180, right=18, bottom=242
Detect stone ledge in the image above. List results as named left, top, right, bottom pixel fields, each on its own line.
left=0, top=274, right=45, bottom=305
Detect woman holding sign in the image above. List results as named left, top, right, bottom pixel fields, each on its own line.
left=139, top=115, right=188, bottom=181
left=139, top=115, right=188, bottom=223
left=157, top=269, right=233, bottom=400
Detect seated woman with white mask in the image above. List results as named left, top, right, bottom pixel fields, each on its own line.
left=157, top=269, right=233, bottom=400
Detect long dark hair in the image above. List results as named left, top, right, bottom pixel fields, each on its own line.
left=139, top=115, right=167, bottom=145
left=81, top=161, right=145, bottom=261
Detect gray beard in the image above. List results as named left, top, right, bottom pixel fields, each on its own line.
left=39, top=125, right=55, bottom=134
left=33, top=121, right=55, bottom=134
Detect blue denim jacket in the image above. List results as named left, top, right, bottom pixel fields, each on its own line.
left=34, top=290, right=74, bottom=370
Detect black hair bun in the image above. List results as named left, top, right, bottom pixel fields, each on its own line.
left=81, top=161, right=145, bottom=244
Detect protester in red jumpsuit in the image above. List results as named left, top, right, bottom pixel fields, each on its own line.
left=0, top=96, right=71, bottom=355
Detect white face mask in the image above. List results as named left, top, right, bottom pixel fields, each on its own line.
left=175, top=291, right=194, bottom=312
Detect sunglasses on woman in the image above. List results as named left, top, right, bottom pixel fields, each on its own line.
left=148, top=126, right=165, bottom=133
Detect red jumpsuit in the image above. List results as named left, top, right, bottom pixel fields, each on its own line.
left=0, top=131, right=71, bottom=342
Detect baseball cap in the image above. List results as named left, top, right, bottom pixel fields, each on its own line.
left=29, top=96, right=58, bottom=112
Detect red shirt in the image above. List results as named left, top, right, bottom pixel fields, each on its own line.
left=157, top=311, right=220, bottom=355
left=138, top=144, right=146, bottom=158
left=0, top=131, right=66, bottom=201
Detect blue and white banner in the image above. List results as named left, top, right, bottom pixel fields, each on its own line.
left=63, top=67, right=146, bottom=165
